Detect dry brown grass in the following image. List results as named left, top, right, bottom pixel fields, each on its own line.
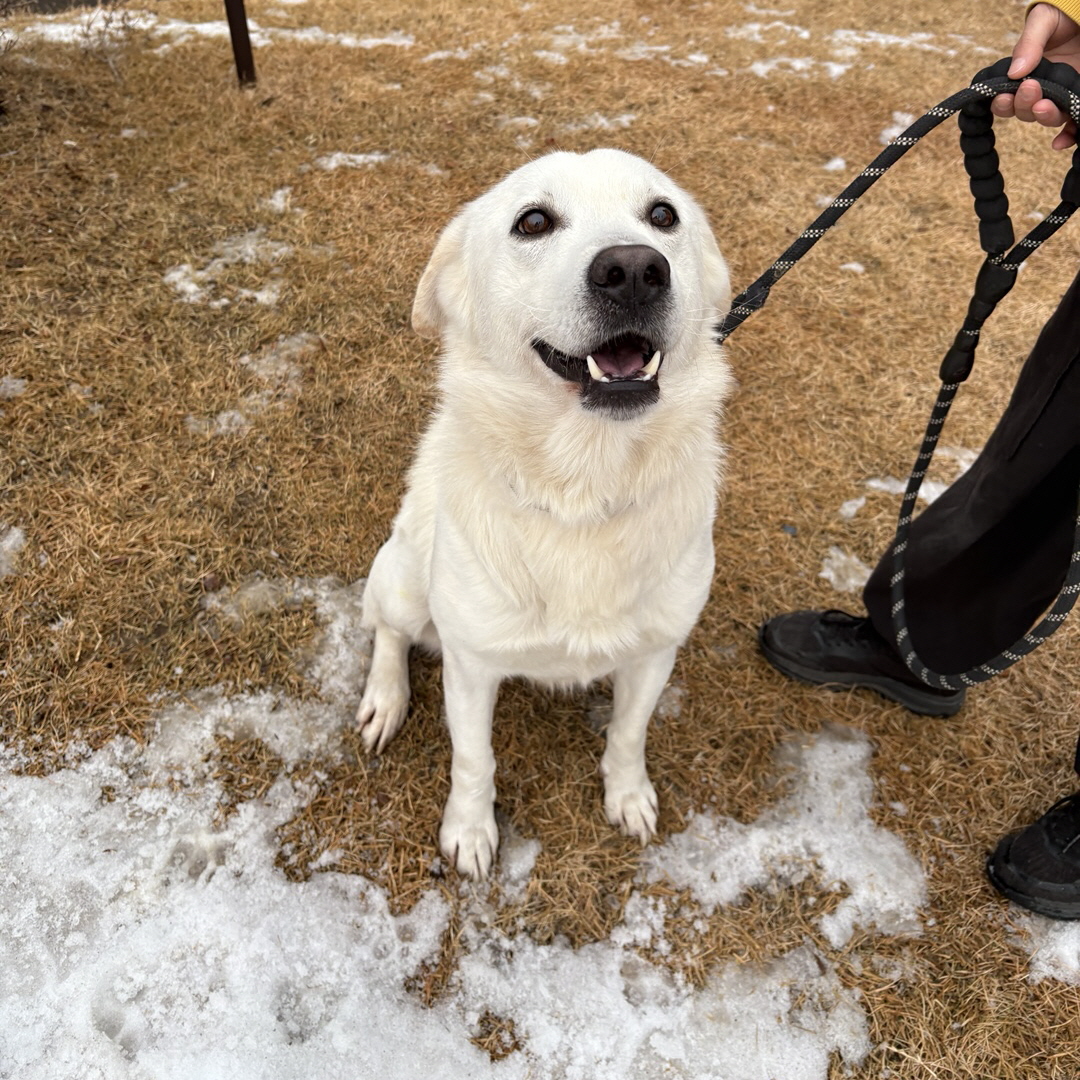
left=4, top=0, right=1080, bottom=1074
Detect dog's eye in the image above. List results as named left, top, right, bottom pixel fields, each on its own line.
left=515, top=209, right=554, bottom=236
left=649, top=203, right=678, bottom=229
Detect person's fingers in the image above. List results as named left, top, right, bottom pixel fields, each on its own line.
left=1013, top=77, right=1048, bottom=122
left=1009, top=2, right=1061, bottom=78
left=991, top=92, right=1017, bottom=118
left=1052, top=120, right=1078, bottom=150
left=1032, top=96, right=1071, bottom=128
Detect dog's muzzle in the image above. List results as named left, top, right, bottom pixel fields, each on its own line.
left=534, top=245, right=671, bottom=418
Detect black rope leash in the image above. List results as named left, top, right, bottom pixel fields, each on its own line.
left=718, top=56, right=1080, bottom=689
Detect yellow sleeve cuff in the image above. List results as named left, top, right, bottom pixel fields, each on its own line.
left=1027, top=1, right=1080, bottom=30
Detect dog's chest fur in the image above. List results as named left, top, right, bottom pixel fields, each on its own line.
left=413, top=394, right=723, bottom=681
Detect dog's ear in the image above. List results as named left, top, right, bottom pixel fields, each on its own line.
left=412, top=214, right=468, bottom=339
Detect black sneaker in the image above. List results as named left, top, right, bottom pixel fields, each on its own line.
left=758, top=609, right=965, bottom=718
left=987, top=794, right=1080, bottom=919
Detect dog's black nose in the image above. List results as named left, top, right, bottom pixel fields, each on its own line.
left=588, top=245, right=670, bottom=307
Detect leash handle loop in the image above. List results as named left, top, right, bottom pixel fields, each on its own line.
left=716, top=58, right=1080, bottom=344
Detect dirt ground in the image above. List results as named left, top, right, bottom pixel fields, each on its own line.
left=3, top=0, right=1080, bottom=1075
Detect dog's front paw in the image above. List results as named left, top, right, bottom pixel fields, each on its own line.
left=439, top=803, right=499, bottom=880
left=603, top=774, right=659, bottom=845
left=356, top=678, right=409, bottom=755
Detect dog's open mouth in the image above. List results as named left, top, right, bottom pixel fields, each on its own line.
left=533, top=334, right=664, bottom=417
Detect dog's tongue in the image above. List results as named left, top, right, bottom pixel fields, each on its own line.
left=590, top=338, right=646, bottom=378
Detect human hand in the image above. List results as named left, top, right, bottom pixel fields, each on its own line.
left=991, top=2, right=1080, bottom=149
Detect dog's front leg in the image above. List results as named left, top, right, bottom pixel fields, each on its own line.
left=438, top=645, right=501, bottom=879
left=602, top=644, right=677, bottom=844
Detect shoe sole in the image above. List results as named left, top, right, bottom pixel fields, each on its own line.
left=986, top=842, right=1080, bottom=920
left=758, top=626, right=965, bottom=718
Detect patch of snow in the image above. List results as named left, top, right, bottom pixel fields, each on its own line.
left=561, top=111, right=635, bottom=133
left=17, top=12, right=413, bottom=53
left=823, top=156, right=846, bottom=172
left=748, top=55, right=815, bottom=76
left=840, top=261, right=865, bottom=273
left=0, top=526, right=27, bottom=578
left=879, top=110, right=917, bottom=145
left=819, top=546, right=872, bottom=592
left=262, top=186, right=293, bottom=214
left=1009, top=911, right=1080, bottom=986
left=0, top=375, right=28, bottom=399
left=839, top=495, right=866, bottom=519
left=314, top=151, right=392, bottom=171
left=186, top=333, right=319, bottom=438
left=164, top=228, right=293, bottom=307
left=1, top=572, right=935, bottom=1078
left=641, top=725, right=927, bottom=947
left=726, top=20, right=811, bottom=44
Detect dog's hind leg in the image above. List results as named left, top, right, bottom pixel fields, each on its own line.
left=357, top=526, right=435, bottom=754
left=602, top=644, right=677, bottom=844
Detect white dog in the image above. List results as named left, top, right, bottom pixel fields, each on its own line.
left=358, top=148, right=732, bottom=878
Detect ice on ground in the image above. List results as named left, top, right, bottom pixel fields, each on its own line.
left=17, top=11, right=413, bottom=53
left=164, top=228, right=293, bottom=307
left=0, top=375, right=28, bottom=398
left=186, top=333, right=318, bottom=437
left=1009, top=911, right=1080, bottom=986
left=561, top=111, right=636, bottom=132
left=726, top=20, right=812, bottom=44
left=263, top=186, right=294, bottom=214
left=0, top=525, right=27, bottom=577
left=0, top=566, right=939, bottom=1078
left=861, top=451, right=977, bottom=510
left=839, top=495, right=867, bottom=519
left=642, top=724, right=927, bottom=948
left=314, top=151, right=392, bottom=171
left=5, top=569, right=1073, bottom=1073
left=880, top=110, right=917, bottom=144
left=0, top=719, right=886, bottom=1079
left=820, top=545, right=873, bottom=592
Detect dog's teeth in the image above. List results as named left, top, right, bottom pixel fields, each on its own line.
left=641, top=350, right=663, bottom=379
left=586, top=355, right=611, bottom=383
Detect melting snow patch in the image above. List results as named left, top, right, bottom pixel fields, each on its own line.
left=840, top=261, right=865, bottom=273
left=262, top=186, right=293, bottom=214
left=0, top=375, right=28, bottom=398
left=561, top=111, right=635, bottom=133
left=314, top=151, right=392, bottom=171
left=839, top=495, right=866, bottom=519
left=1009, top=912, right=1080, bottom=986
left=0, top=556, right=949, bottom=1078
left=820, top=545, right=872, bottom=592
left=880, top=111, right=917, bottom=145
left=726, top=20, right=811, bottom=43
left=164, top=228, right=293, bottom=307
left=0, top=526, right=27, bottom=578
left=641, top=725, right=927, bottom=947
left=186, top=333, right=319, bottom=437
left=17, top=12, right=413, bottom=52
left=823, top=156, right=846, bottom=171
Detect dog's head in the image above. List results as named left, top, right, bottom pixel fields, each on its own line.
left=413, top=148, right=729, bottom=420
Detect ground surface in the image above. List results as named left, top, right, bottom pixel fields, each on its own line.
left=3, top=1, right=1080, bottom=1077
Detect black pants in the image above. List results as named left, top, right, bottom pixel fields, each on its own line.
left=862, top=270, right=1080, bottom=760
